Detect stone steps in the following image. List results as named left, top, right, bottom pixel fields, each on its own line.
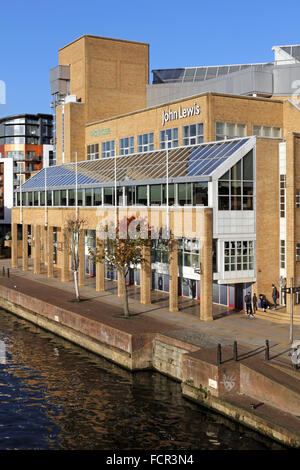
left=254, top=308, right=300, bottom=325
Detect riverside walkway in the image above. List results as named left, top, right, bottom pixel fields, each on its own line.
left=0, top=259, right=299, bottom=447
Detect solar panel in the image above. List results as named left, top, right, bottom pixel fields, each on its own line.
left=19, top=138, right=251, bottom=191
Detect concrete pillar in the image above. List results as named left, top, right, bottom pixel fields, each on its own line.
left=79, top=230, right=85, bottom=286
left=140, top=244, right=151, bottom=304
left=22, top=224, right=28, bottom=271
left=61, top=228, right=71, bottom=282
left=95, top=237, right=105, bottom=292
left=169, top=238, right=179, bottom=312
left=11, top=223, right=18, bottom=268
left=40, top=225, right=46, bottom=265
left=200, top=209, right=213, bottom=321
left=47, top=226, right=54, bottom=278
left=33, top=225, right=41, bottom=275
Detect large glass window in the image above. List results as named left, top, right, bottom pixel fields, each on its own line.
left=216, top=122, right=247, bottom=140
left=224, top=240, right=254, bottom=272
left=137, top=186, right=147, bottom=205
left=104, top=187, right=113, bottom=205
left=94, top=188, right=102, bottom=206
left=253, top=125, right=282, bottom=138
left=151, top=239, right=169, bottom=264
left=160, top=128, right=178, bottom=149
left=28, top=192, right=33, bottom=206
left=138, top=133, right=154, bottom=152
left=87, top=144, right=99, bottom=160
left=193, top=182, right=208, bottom=205
left=77, top=189, right=84, bottom=206
left=150, top=185, right=162, bottom=205
left=6, top=151, right=24, bottom=160
left=182, top=123, right=204, bottom=146
left=119, top=137, right=134, bottom=155
left=47, top=191, right=52, bottom=206
left=85, top=188, right=92, bottom=206
left=125, top=186, right=136, bottom=206
left=218, top=151, right=254, bottom=210
left=102, top=140, right=115, bottom=158
left=178, top=238, right=200, bottom=268
left=68, top=189, right=75, bottom=206
left=61, top=190, right=67, bottom=206
left=178, top=183, right=192, bottom=205
left=53, top=190, right=60, bottom=206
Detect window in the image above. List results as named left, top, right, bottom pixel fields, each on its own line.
left=119, top=137, right=134, bottom=155
left=216, top=122, right=247, bottom=140
left=182, top=123, right=204, bottom=146
left=138, top=133, right=154, bottom=152
left=297, top=190, right=300, bottom=208
left=85, top=188, right=92, bottom=206
left=296, top=244, right=300, bottom=262
left=218, top=151, right=253, bottom=211
left=87, top=144, right=99, bottom=160
left=193, top=182, right=208, bottom=205
left=94, top=188, right=102, bottom=206
left=137, top=186, right=147, bottom=205
left=104, top=187, right=113, bottom=205
left=6, top=151, right=24, bottom=160
left=280, top=175, right=286, bottom=218
left=102, top=140, right=115, bottom=158
left=178, top=238, right=200, bottom=268
left=280, top=240, right=286, bottom=269
left=178, top=183, right=192, bottom=205
left=224, top=240, right=254, bottom=272
left=150, top=185, right=162, bottom=205
left=151, top=239, right=170, bottom=264
left=125, top=186, right=136, bottom=206
left=160, top=128, right=178, bottom=149
left=53, top=190, right=60, bottom=206
left=253, top=125, right=282, bottom=138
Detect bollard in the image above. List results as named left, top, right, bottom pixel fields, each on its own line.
left=233, top=341, right=238, bottom=361
left=7, top=268, right=9, bottom=278
left=2, top=266, right=4, bottom=277
left=217, top=343, right=222, bottom=365
left=265, top=340, right=270, bottom=361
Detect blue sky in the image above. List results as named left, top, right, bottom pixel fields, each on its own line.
left=1, top=0, right=300, bottom=117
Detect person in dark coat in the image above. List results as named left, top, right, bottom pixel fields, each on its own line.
left=244, top=292, right=252, bottom=317
left=272, top=284, right=278, bottom=310
left=252, top=293, right=257, bottom=316
left=260, top=294, right=267, bottom=312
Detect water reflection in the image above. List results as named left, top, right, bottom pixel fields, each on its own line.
left=0, top=309, right=284, bottom=450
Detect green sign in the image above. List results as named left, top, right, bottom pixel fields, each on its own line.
left=90, top=127, right=111, bottom=138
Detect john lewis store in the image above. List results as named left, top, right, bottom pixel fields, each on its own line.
left=12, top=135, right=260, bottom=317
left=11, top=35, right=300, bottom=317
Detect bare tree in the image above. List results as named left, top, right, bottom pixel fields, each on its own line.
left=65, top=217, right=86, bottom=302
left=89, top=216, right=150, bottom=317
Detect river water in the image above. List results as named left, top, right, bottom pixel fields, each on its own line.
left=0, top=309, right=285, bottom=451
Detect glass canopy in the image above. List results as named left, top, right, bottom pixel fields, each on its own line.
left=19, top=138, right=251, bottom=191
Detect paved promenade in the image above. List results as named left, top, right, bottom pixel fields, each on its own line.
left=1, top=259, right=299, bottom=367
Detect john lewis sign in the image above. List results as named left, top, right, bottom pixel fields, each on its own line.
left=162, top=103, right=200, bottom=126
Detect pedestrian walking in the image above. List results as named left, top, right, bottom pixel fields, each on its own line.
left=244, top=292, right=252, bottom=317
left=252, top=293, right=257, bottom=317
left=272, top=284, right=278, bottom=310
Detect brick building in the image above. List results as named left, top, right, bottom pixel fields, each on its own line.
left=10, top=35, right=300, bottom=317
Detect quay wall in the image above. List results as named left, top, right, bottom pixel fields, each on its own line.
left=0, top=282, right=299, bottom=448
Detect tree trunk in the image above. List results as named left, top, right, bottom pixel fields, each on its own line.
left=74, top=270, right=80, bottom=301
left=122, top=272, right=130, bottom=317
